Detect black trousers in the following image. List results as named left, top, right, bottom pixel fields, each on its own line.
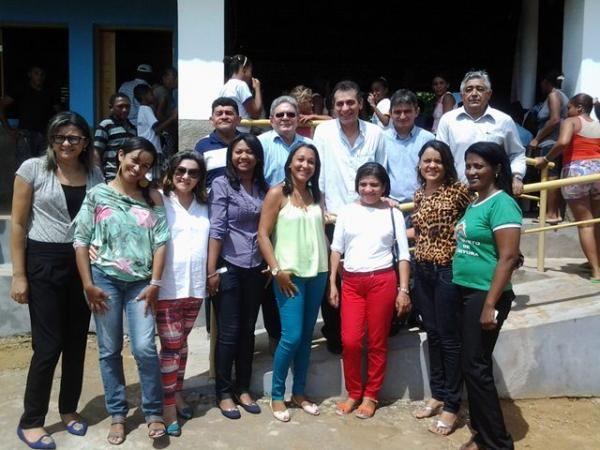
left=320, top=224, right=341, bottom=346
left=413, top=262, right=462, bottom=413
left=261, top=281, right=281, bottom=340
left=459, top=286, right=514, bottom=450
left=213, top=260, right=265, bottom=399
left=20, top=240, right=91, bottom=429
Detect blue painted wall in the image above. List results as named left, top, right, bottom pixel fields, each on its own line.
left=0, top=0, right=177, bottom=125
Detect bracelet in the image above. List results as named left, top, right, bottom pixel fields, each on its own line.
left=149, top=279, right=162, bottom=287
left=207, top=272, right=218, bottom=279
left=398, top=287, right=410, bottom=295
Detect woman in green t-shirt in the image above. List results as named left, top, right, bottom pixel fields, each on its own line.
left=453, top=142, right=522, bottom=450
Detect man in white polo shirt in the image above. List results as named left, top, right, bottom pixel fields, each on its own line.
left=436, top=70, right=526, bottom=195
left=313, top=80, right=387, bottom=353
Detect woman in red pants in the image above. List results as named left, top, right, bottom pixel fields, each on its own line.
left=329, top=162, right=411, bottom=419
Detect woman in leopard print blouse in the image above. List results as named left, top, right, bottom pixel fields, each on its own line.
left=409, top=140, right=471, bottom=436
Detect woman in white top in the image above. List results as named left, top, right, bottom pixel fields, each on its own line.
left=330, top=162, right=411, bottom=419
left=157, top=151, right=210, bottom=436
left=219, top=54, right=263, bottom=132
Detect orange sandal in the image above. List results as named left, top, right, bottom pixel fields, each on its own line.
left=335, top=398, right=358, bottom=416
left=355, top=398, right=378, bottom=419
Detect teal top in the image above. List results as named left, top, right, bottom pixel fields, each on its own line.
left=74, top=184, right=170, bottom=282
left=272, top=199, right=328, bottom=277
left=452, top=190, right=522, bottom=291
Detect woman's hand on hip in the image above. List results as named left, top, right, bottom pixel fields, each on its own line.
left=138, top=284, right=159, bottom=316
left=480, top=302, right=498, bottom=330
left=10, top=274, right=29, bottom=304
left=84, top=284, right=110, bottom=314
left=276, top=271, right=297, bottom=298
left=395, top=291, right=412, bottom=317
left=328, top=283, right=340, bottom=308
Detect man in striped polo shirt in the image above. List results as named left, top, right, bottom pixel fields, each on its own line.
left=94, top=93, right=137, bottom=181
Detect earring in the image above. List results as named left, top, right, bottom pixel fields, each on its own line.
left=138, top=178, right=149, bottom=188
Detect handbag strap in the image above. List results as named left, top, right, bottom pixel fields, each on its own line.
left=389, top=207, right=400, bottom=259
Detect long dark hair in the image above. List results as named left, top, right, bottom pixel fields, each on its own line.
left=162, top=151, right=207, bottom=203
left=417, top=140, right=458, bottom=186
left=223, top=54, right=251, bottom=79
left=355, top=162, right=391, bottom=197
left=282, top=143, right=321, bottom=203
left=45, top=111, right=93, bottom=171
left=465, top=141, right=513, bottom=196
left=224, top=133, right=269, bottom=193
left=116, top=136, right=158, bottom=206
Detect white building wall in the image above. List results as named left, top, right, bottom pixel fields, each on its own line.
left=563, top=0, right=600, bottom=103
left=177, top=0, right=225, bottom=120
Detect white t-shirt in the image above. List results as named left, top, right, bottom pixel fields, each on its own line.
left=330, top=203, right=410, bottom=272
left=371, top=98, right=390, bottom=129
left=159, top=192, right=210, bottom=300
left=218, top=78, right=253, bottom=132
left=136, top=105, right=162, bottom=153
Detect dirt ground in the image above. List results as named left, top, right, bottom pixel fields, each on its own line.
left=1, top=335, right=599, bottom=450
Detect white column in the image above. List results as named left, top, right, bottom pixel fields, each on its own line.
left=511, top=0, right=538, bottom=109
left=177, top=0, right=225, bottom=120
left=563, top=0, right=600, bottom=104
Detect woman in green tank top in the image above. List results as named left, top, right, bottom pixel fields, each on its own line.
left=258, top=143, right=328, bottom=422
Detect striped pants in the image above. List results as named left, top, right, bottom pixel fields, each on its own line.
left=156, top=297, right=202, bottom=408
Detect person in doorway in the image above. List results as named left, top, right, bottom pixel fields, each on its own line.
left=330, top=163, right=411, bottom=419
left=453, top=142, right=522, bottom=450
left=367, top=77, right=391, bottom=129
left=528, top=70, right=569, bottom=224
left=153, top=67, right=179, bottom=155
left=94, top=92, right=137, bottom=181
left=219, top=54, right=263, bottom=132
left=74, top=137, right=169, bottom=444
left=258, top=143, right=329, bottom=422
left=313, top=80, right=387, bottom=354
left=431, top=74, right=457, bottom=134
left=11, top=111, right=103, bottom=450
left=436, top=70, right=526, bottom=196
left=0, top=65, right=61, bottom=166
left=534, top=93, right=600, bottom=282
left=118, top=64, right=153, bottom=127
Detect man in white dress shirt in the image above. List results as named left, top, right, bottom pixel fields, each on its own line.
left=313, top=80, right=387, bottom=353
left=436, top=70, right=525, bottom=196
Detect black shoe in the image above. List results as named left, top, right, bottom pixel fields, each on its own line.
left=326, top=339, right=342, bottom=355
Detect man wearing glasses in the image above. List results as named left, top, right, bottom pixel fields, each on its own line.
left=260, top=96, right=312, bottom=186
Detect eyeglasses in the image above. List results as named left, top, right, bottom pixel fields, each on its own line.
left=52, top=135, right=86, bottom=145
left=274, top=111, right=297, bottom=118
left=174, top=166, right=201, bottom=179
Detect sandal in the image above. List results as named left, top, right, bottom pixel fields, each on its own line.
left=355, top=397, right=378, bottom=419
left=459, top=437, right=482, bottom=450
left=107, top=422, right=125, bottom=446
left=291, top=395, right=320, bottom=416
left=147, top=421, right=166, bottom=439
left=414, top=401, right=443, bottom=419
left=335, top=398, right=358, bottom=416
left=429, top=416, right=457, bottom=436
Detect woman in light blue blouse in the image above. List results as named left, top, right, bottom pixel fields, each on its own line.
left=207, top=133, right=269, bottom=419
left=74, top=137, right=170, bottom=444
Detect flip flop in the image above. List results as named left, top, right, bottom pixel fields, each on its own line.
left=147, top=421, right=166, bottom=439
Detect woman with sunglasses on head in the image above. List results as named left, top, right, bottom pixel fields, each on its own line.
left=258, top=143, right=329, bottom=422
left=11, top=112, right=103, bottom=449
left=207, top=133, right=269, bottom=419
left=220, top=54, right=263, bottom=132
left=156, top=151, right=209, bottom=436
left=410, top=141, right=471, bottom=436
left=74, top=136, right=170, bottom=445
left=453, top=142, right=522, bottom=450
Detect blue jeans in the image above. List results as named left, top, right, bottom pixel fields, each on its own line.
left=413, top=262, right=462, bottom=413
left=91, top=266, right=163, bottom=422
left=271, top=272, right=327, bottom=400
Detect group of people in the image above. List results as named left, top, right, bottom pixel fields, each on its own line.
left=9, top=57, right=600, bottom=450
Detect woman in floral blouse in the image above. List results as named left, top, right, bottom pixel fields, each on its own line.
left=410, top=140, right=471, bottom=436
left=74, top=136, right=170, bottom=444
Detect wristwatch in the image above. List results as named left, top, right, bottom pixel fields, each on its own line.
left=271, top=267, right=281, bottom=277
left=399, top=287, right=410, bottom=295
